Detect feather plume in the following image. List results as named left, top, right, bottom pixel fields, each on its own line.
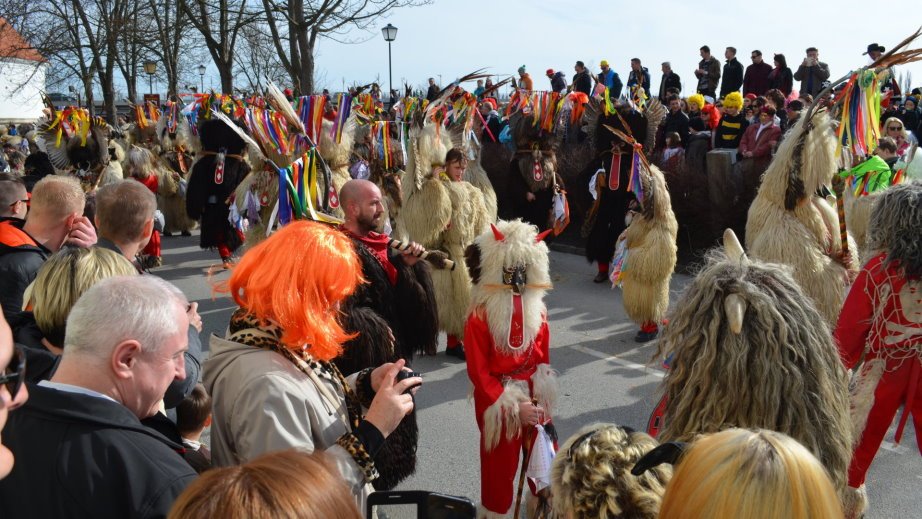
left=479, top=76, right=513, bottom=99
left=426, top=69, right=492, bottom=117
left=265, top=80, right=305, bottom=134
left=643, top=98, right=667, bottom=154
left=209, top=109, right=265, bottom=160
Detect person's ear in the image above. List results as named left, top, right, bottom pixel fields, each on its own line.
left=141, top=217, right=154, bottom=243
left=204, top=415, right=213, bottom=428
left=111, top=339, right=143, bottom=379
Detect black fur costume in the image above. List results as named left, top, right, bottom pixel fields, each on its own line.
left=335, top=235, right=439, bottom=490
left=185, top=119, right=250, bottom=252
left=584, top=108, right=647, bottom=265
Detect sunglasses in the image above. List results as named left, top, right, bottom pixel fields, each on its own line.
left=0, top=345, right=26, bottom=402
left=888, top=126, right=903, bottom=131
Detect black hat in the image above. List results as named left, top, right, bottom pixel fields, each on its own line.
left=864, top=43, right=885, bottom=55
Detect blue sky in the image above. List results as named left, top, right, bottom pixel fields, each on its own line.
left=308, top=0, right=922, bottom=97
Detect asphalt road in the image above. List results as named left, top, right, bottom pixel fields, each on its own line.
left=156, top=232, right=920, bottom=518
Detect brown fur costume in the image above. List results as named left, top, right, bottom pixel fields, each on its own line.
left=506, top=110, right=562, bottom=231
left=745, top=110, right=859, bottom=324
left=654, top=230, right=853, bottom=501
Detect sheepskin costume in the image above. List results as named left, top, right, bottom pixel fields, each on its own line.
left=745, top=109, right=859, bottom=324
left=318, top=114, right=357, bottom=219
left=653, top=229, right=853, bottom=508
left=398, top=120, right=489, bottom=340
left=451, top=118, right=498, bottom=224
left=154, top=114, right=198, bottom=234
left=463, top=219, right=556, bottom=518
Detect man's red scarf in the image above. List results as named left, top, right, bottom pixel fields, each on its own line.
left=345, top=229, right=397, bottom=285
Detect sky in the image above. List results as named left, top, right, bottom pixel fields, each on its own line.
left=306, top=0, right=922, bottom=98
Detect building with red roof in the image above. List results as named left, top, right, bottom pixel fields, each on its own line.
left=0, top=17, right=48, bottom=123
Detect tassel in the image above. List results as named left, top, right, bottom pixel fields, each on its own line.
left=214, top=148, right=226, bottom=185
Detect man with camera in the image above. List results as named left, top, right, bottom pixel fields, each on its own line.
left=794, top=47, right=830, bottom=98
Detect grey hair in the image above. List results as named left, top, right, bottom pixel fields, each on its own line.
left=869, top=180, right=922, bottom=278
left=64, top=275, right=187, bottom=357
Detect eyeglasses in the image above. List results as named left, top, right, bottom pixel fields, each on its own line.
left=0, top=345, right=26, bottom=402
left=888, top=126, right=903, bottom=131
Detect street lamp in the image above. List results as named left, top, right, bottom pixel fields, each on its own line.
left=143, top=60, right=157, bottom=95
left=381, top=23, right=397, bottom=103
left=198, top=64, right=206, bottom=93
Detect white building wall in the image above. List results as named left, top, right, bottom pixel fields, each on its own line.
left=0, top=58, right=47, bottom=123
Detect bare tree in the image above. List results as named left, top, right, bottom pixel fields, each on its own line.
left=234, top=23, right=289, bottom=93
left=180, top=0, right=259, bottom=93
left=259, top=0, right=429, bottom=96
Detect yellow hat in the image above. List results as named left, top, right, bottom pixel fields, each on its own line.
left=600, top=60, right=609, bottom=67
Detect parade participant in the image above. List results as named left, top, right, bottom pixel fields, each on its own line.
left=506, top=107, right=563, bottom=234
left=840, top=147, right=906, bottom=262
left=156, top=109, right=197, bottom=237
left=463, top=219, right=556, bottom=518
left=185, top=119, right=249, bottom=268
left=400, top=115, right=489, bottom=359
left=551, top=423, right=670, bottom=519
left=652, top=230, right=854, bottom=510
left=835, top=181, right=921, bottom=519
left=745, top=109, right=858, bottom=324
left=204, top=221, right=421, bottom=511
left=336, top=179, right=438, bottom=490
left=124, top=146, right=164, bottom=268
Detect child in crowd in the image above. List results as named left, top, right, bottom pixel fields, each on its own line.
left=176, top=383, right=213, bottom=474
left=661, top=132, right=684, bottom=165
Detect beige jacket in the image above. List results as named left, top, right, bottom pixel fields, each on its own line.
left=203, top=334, right=374, bottom=508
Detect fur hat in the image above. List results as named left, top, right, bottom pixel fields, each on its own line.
left=723, top=91, right=744, bottom=110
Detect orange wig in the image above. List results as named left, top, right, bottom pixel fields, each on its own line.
left=227, top=221, right=363, bottom=361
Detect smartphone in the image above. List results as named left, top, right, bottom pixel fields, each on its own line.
left=367, top=491, right=476, bottom=519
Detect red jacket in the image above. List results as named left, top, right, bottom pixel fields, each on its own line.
left=738, top=122, right=781, bottom=159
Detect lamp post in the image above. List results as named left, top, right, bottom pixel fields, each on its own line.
left=198, top=64, right=206, bottom=93
left=143, top=60, right=156, bottom=95
left=381, top=23, right=397, bottom=104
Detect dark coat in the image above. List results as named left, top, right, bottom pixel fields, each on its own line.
left=696, top=57, right=721, bottom=96
left=767, top=67, right=793, bottom=96
left=793, top=61, right=830, bottom=98
left=743, top=62, right=773, bottom=96
left=663, top=110, right=691, bottom=147
left=659, top=72, right=682, bottom=99
left=627, top=67, right=651, bottom=94
left=0, top=217, right=49, bottom=321
left=550, top=72, right=567, bottom=93
left=573, top=70, right=593, bottom=96
left=0, top=385, right=197, bottom=518
left=720, top=58, right=744, bottom=98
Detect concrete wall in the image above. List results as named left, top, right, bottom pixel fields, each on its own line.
left=0, top=58, right=47, bottom=123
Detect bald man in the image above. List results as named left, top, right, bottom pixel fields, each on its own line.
left=0, top=176, right=96, bottom=320
left=335, top=179, right=438, bottom=490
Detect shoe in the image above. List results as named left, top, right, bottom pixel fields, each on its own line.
left=446, top=344, right=466, bottom=361
left=181, top=230, right=192, bottom=237
left=221, top=257, right=233, bottom=270
left=634, top=329, right=658, bottom=343
left=149, top=256, right=163, bottom=268
left=593, top=272, right=609, bottom=283
left=162, top=231, right=173, bottom=237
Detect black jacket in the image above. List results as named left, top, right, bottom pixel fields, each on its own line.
left=0, top=384, right=197, bottom=518
left=0, top=217, right=49, bottom=321
left=627, top=67, right=651, bottom=94
left=720, top=58, right=744, bottom=98
left=714, top=113, right=750, bottom=149
left=550, top=72, right=567, bottom=93
left=573, top=70, right=593, bottom=96
left=663, top=110, right=691, bottom=147
left=659, top=72, right=682, bottom=99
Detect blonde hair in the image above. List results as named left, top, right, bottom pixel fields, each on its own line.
left=551, top=424, right=670, bottom=519
left=659, top=429, right=843, bottom=519
left=883, top=116, right=909, bottom=142
left=168, top=450, right=361, bottom=519
left=31, top=247, right=138, bottom=347
left=29, top=175, right=84, bottom=220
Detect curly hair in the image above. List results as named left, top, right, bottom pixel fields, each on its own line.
left=868, top=180, right=922, bottom=278
left=551, top=423, right=671, bottom=519
left=652, top=249, right=852, bottom=494
left=659, top=429, right=843, bottom=519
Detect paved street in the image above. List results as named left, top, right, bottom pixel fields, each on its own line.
left=157, top=232, right=920, bottom=518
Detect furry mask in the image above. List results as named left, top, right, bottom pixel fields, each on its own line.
left=465, top=220, right=552, bottom=354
